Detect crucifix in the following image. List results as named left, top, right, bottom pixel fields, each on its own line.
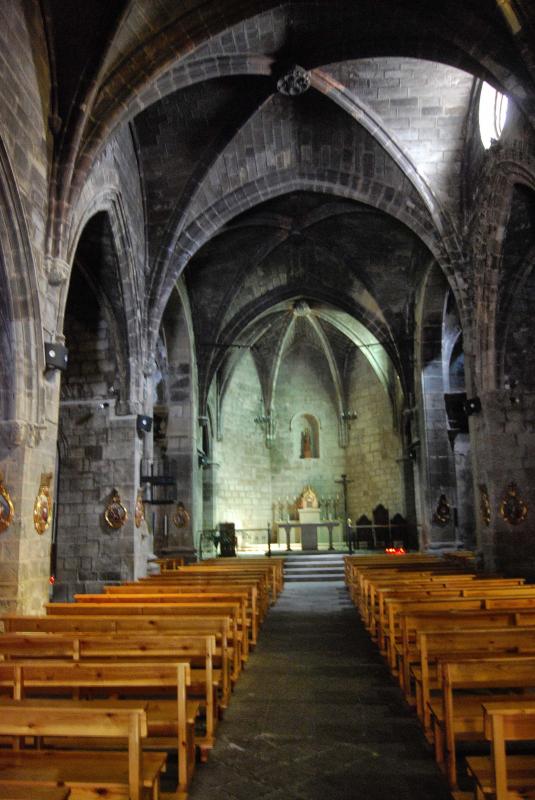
left=335, top=473, right=353, bottom=552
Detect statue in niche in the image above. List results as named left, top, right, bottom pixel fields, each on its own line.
left=301, top=427, right=313, bottom=458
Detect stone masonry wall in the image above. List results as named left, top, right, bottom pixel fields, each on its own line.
left=214, top=352, right=272, bottom=531
left=270, top=343, right=346, bottom=514
left=345, top=351, right=403, bottom=520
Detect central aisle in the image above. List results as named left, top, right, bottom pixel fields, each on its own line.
left=188, top=581, right=452, bottom=800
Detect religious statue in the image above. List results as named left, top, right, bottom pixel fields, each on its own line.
left=301, top=427, right=313, bottom=458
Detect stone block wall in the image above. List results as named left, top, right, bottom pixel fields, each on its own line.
left=54, top=406, right=143, bottom=599
left=214, top=352, right=272, bottom=530
left=270, top=343, right=346, bottom=511
left=345, top=352, right=403, bottom=520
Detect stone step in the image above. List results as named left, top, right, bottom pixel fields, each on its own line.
left=285, top=574, right=345, bottom=582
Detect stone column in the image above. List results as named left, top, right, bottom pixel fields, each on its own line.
left=470, top=389, right=535, bottom=578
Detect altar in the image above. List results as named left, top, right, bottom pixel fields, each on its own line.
left=276, top=519, right=341, bottom=551
left=275, top=485, right=341, bottom=550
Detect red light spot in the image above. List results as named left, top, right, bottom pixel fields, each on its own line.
left=49, top=575, right=55, bottom=585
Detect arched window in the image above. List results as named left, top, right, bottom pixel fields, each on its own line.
left=479, top=81, right=508, bottom=149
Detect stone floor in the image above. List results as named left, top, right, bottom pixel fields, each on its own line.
left=179, top=581, right=453, bottom=800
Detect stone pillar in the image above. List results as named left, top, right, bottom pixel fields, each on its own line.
left=0, top=419, right=57, bottom=613
left=452, top=432, right=476, bottom=549
left=470, top=389, right=535, bottom=578
left=53, top=406, right=149, bottom=599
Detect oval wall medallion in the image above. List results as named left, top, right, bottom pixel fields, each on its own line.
left=0, top=474, right=14, bottom=533
left=34, top=472, right=53, bottom=535
left=173, top=501, right=190, bottom=529
left=104, top=489, right=128, bottom=529
left=499, top=482, right=528, bottom=525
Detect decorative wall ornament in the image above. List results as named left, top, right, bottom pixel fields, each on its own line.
left=173, top=501, right=190, bottom=529
left=277, top=65, right=311, bottom=96
left=34, top=472, right=53, bottom=535
left=0, top=473, right=14, bottom=533
left=134, top=490, right=145, bottom=528
left=104, top=489, right=128, bottom=529
left=44, top=256, right=70, bottom=286
left=479, top=483, right=491, bottom=526
left=499, top=482, right=528, bottom=525
left=432, top=494, right=451, bottom=526
left=0, top=420, right=44, bottom=450
left=298, top=485, right=319, bottom=509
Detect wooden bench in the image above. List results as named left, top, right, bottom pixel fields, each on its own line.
left=0, top=786, right=71, bottom=800
left=466, top=701, right=535, bottom=800
left=430, top=655, right=535, bottom=787
left=396, top=608, right=535, bottom=699
left=0, top=702, right=166, bottom=800
left=0, top=659, right=193, bottom=791
left=413, top=627, right=535, bottom=734
left=384, top=595, right=535, bottom=673
left=2, top=613, right=239, bottom=686
left=99, top=586, right=261, bottom=644
left=45, top=600, right=246, bottom=661
left=0, top=632, right=220, bottom=749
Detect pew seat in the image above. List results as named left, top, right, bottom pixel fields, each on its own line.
left=0, top=703, right=166, bottom=800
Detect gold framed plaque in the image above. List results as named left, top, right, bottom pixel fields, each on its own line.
left=104, top=489, right=128, bottom=529
left=0, top=474, right=14, bottom=533
left=34, top=472, right=53, bottom=535
left=173, top=501, right=190, bottom=529
left=499, top=482, right=528, bottom=525
left=432, top=494, right=450, bottom=526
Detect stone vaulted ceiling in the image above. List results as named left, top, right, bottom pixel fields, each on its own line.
left=42, top=0, right=535, bottom=414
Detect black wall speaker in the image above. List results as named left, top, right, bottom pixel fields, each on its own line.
left=464, top=396, right=482, bottom=416
left=136, top=414, right=153, bottom=435
left=45, top=342, right=68, bottom=371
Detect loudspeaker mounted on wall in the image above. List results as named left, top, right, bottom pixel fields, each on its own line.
left=44, top=342, right=68, bottom=371
left=464, top=396, right=482, bottom=416
left=136, top=415, right=153, bottom=435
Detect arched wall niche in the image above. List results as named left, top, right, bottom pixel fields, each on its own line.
left=290, top=412, right=320, bottom=459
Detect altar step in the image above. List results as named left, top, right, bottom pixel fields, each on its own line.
left=284, top=554, right=345, bottom=582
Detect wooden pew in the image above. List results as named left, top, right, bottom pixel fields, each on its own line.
left=430, top=655, right=535, bottom=787
left=2, top=613, right=239, bottom=687
left=0, top=786, right=71, bottom=800
left=0, top=702, right=166, bottom=800
left=0, top=660, right=193, bottom=791
left=129, top=577, right=269, bottom=623
left=413, top=627, right=535, bottom=734
left=384, top=593, right=535, bottom=672
left=466, top=701, right=535, bottom=800
left=102, top=584, right=262, bottom=643
left=397, top=608, right=535, bottom=699
left=60, top=598, right=249, bottom=661
left=197, top=558, right=285, bottom=598
left=45, top=600, right=247, bottom=662
left=0, top=632, right=219, bottom=749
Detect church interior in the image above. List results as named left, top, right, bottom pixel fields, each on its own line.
left=0, top=1, right=535, bottom=798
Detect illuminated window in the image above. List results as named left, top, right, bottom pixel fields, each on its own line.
left=479, top=81, right=508, bottom=149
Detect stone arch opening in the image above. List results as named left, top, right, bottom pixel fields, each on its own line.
left=416, top=265, right=475, bottom=550
left=152, top=284, right=198, bottom=558
left=54, top=211, right=141, bottom=599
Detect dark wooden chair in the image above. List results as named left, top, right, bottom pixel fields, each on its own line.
left=372, top=504, right=390, bottom=548
left=355, top=515, right=373, bottom=549
left=390, top=512, right=407, bottom=549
